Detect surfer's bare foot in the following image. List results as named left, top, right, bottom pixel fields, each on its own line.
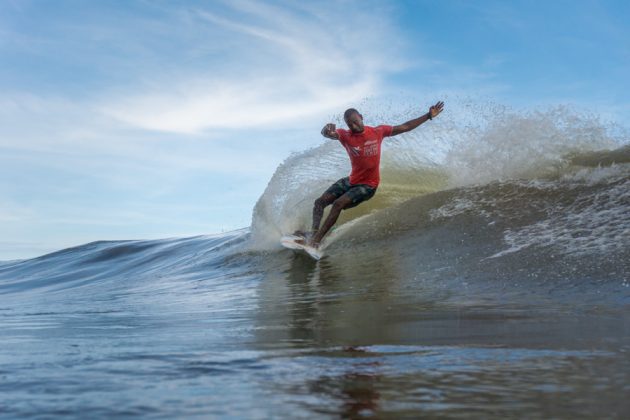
left=293, top=230, right=307, bottom=238
left=307, top=231, right=322, bottom=249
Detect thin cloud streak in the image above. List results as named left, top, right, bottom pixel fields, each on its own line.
left=102, top=1, right=403, bottom=134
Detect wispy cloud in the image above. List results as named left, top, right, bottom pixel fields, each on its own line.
left=101, top=0, right=404, bottom=133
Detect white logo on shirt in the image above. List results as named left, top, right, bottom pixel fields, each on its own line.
left=364, top=142, right=378, bottom=156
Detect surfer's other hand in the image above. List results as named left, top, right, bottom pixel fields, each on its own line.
left=429, top=101, right=444, bottom=119
left=321, top=123, right=337, bottom=138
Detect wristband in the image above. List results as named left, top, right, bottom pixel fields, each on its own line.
left=427, top=111, right=433, bottom=120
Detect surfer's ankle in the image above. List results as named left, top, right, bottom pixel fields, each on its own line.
left=294, top=230, right=318, bottom=241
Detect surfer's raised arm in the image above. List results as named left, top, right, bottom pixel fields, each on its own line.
left=391, top=101, right=444, bottom=136
left=321, top=123, right=340, bottom=140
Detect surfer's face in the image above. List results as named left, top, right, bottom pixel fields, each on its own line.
left=345, top=112, right=364, bottom=134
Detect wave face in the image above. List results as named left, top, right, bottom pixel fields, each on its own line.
left=251, top=104, right=628, bottom=266
left=1, top=104, right=629, bottom=418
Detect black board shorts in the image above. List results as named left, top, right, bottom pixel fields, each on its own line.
left=325, top=177, right=377, bottom=209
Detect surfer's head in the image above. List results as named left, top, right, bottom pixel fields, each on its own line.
left=344, top=108, right=364, bottom=134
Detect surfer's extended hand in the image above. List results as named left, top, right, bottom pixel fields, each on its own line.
left=321, top=123, right=339, bottom=139
left=429, top=101, right=444, bottom=119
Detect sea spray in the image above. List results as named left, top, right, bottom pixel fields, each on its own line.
left=444, top=106, right=621, bottom=186
left=250, top=100, right=627, bottom=251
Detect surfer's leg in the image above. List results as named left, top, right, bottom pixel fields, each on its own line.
left=312, top=192, right=337, bottom=232
left=310, top=194, right=353, bottom=247
left=312, top=178, right=351, bottom=232
left=310, top=183, right=376, bottom=247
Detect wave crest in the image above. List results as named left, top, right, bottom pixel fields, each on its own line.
left=250, top=101, right=627, bottom=252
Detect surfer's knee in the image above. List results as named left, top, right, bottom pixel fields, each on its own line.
left=331, top=197, right=351, bottom=212
left=314, top=195, right=333, bottom=209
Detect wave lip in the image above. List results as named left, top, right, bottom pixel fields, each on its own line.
left=0, top=230, right=249, bottom=296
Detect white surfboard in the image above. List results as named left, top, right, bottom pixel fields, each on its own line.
left=280, top=234, right=322, bottom=260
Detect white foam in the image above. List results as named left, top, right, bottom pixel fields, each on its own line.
left=493, top=174, right=630, bottom=258
left=429, top=197, right=481, bottom=220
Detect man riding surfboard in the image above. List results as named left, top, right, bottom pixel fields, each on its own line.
left=300, top=101, right=444, bottom=248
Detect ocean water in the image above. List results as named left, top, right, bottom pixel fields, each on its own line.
left=2, top=105, right=629, bottom=418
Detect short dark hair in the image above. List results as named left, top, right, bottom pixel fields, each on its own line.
left=343, top=108, right=360, bottom=119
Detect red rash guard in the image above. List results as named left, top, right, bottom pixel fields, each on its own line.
left=336, top=125, right=393, bottom=188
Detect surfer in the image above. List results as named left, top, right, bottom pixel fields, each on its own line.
left=301, top=101, right=444, bottom=248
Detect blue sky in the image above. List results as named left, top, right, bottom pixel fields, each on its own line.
left=1, top=0, right=629, bottom=260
